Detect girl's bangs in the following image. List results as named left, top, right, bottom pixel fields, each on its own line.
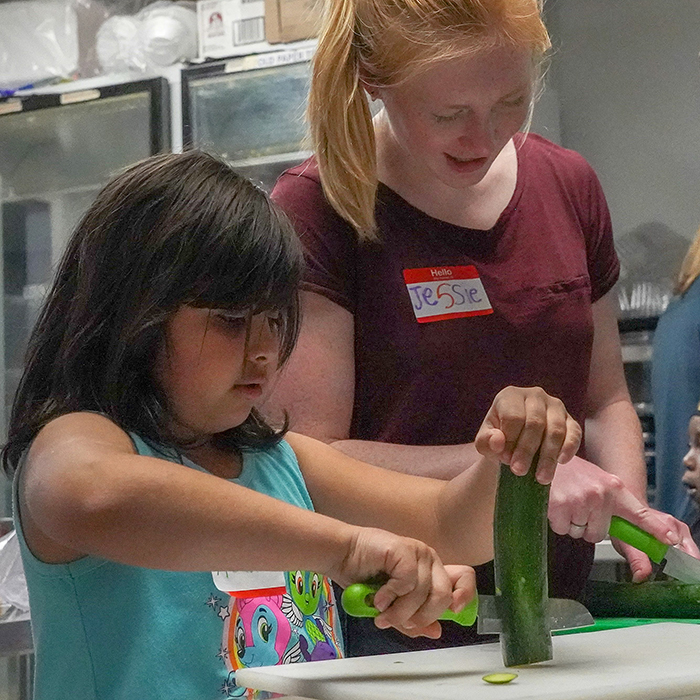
left=182, top=219, right=303, bottom=363
left=188, top=271, right=297, bottom=315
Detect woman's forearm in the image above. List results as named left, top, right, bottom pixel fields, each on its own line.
left=585, top=398, right=648, bottom=502
left=329, top=439, right=480, bottom=479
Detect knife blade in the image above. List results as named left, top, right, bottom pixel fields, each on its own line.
left=476, top=595, right=594, bottom=634
left=341, top=582, right=594, bottom=633
left=609, top=515, right=700, bottom=584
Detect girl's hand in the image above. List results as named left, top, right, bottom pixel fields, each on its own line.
left=548, top=455, right=700, bottom=581
left=474, top=386, right=582, bottom=485
left=333, top=527, right=476, bottom=638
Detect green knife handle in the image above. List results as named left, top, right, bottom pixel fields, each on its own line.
left=609, top=515, right=668, bottom=564
left=341, top=582, right=478, bottom=627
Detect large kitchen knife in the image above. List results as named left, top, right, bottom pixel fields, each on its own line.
left=341, top=582, right=594, bottom=633
left=609, top=515, right=700, bottom=583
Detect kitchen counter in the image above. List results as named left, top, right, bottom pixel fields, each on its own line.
left=237, top=622, right=700, bottom=700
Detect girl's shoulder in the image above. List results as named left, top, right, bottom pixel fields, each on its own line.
left=272, top=156, right=321, bottom=192
left=271, top=157, right=323, bottom=212
left=17, top=413, right=137, bottom=566
left=36, top=411, right=132, bottom=444
left=237, top=437, right=315, bottom=511
left=27, top=412, right=136, bottom=467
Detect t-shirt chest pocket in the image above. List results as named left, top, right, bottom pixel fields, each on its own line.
left=497, top=274, right=592, bottom=332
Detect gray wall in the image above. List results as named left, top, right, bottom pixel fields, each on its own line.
left=532, top=0, right=700, bottom=295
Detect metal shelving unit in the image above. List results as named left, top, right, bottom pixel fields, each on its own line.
left=0, top=75, right=173, bottom=698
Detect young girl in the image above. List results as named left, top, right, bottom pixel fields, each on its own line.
left=268, top=0, right=699, bottom=655
left=1, top=150, right=587, bottom=699
left=681, top=407, right=700, bottom=548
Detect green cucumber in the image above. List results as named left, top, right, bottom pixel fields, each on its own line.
left=494, top=460, right=552, bottom=666
left=584, top=579, right=700, bottom=619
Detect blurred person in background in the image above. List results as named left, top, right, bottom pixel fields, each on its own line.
left=653, top=227, right=700, bottom=525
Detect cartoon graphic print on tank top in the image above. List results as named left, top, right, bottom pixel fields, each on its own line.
left=213, top=572, right=342, bottom=698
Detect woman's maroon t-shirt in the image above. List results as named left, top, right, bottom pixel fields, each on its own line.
left=272, top=133, right=619, bottom=640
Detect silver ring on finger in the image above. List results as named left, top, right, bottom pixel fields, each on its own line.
left=569, top=523, right=587, bottom=538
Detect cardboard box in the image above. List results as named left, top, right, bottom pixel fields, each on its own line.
left=198, top=0, right=272, bottom=59
left=264, top=0, right=321, bottom=44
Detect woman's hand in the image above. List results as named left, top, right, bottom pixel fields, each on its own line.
left=612, top=510, right=700, bottom=582
left=332, top=527, right=475, bottom=638
left=548, top=456, right=628, bottom=543
left=548, top=455, right=700, bottom=581
left=474, top=386, right=582, bottom=485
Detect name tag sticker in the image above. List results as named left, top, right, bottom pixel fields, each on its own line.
left=403, top=265, right=493, bottom=323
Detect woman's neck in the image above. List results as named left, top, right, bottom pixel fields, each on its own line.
left=375, top=117, right=519, bottom=230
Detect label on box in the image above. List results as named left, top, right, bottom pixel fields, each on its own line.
left=225, top=42, right=315, bottom=73
left=198, top=0, right=269, bottom=58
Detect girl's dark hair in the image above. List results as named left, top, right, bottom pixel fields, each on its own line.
left=2, top=150, right=303, bottom=476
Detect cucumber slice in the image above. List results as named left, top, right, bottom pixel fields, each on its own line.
left=494, top=461, right=552, bottom=666
left=482, top=672, right=518, bottom=684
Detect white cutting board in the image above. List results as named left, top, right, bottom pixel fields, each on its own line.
left=236, top=623, right=700, bottom=700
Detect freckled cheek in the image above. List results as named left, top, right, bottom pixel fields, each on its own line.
left=393, top=111, right=434, bottom=147
left=413, top=125, right=450, bottom=155
left=498, top=109, right=529, bottom=140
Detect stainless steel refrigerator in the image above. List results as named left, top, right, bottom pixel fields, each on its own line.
left=182, top=43, right=315, bottom=191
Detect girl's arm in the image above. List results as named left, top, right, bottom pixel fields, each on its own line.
left=289, top=431, right=497, bottom=565
left=292, top=385, right=582, bottom=565
left=20, top=413, right=353, bottom=573
left=20, top=412, right=474, bottom=637
left=583, top=292, right=647, bottom=499
left=271, top=291, right=356, bottom=449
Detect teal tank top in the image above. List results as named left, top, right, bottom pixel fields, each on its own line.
left=14, top=435, right=344, bottom=699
